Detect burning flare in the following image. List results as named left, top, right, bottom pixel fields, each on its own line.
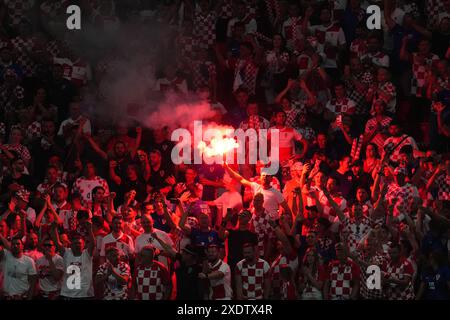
left=197, top=126, right=239, bottom=157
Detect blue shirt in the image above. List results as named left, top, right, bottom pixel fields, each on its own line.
left=420, top=266, right=450, bottom=300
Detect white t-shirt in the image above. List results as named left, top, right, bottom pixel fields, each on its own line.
left=36, top=254, right=64, bottom=293
left=208, top=259, right=232, bottom=300
left=100, top=232, right=135, bottom=260
left=60, top=249, right=94, bottom=298
left=2, top=250, right=37, bottom=296
left=250, top=182, right=284, bottom=220
left=135, top=230, right=174, bottom=269
left=213, top=191, right=243, bottom=218
left=24, top=249, right=43, bottom=262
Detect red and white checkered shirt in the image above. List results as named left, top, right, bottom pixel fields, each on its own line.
left=326, top=97, right=357, bottom=115
left=3, top=144, right=31, bottom=164
left=193, top=10, right=217, bottom=48
left=207, top=259, right=232, bottom=300
left=72, top=176, right=110, bottom=208
left=133, top=262, right=171, bottom=300
left=340, top=216, right=372, bottom=253
left=230, top=58, right=259, bottom=95
left=411, top=53, right=440, bottom=97
left=383, top=134, right=418, bottom=164
left=383, top=258, right=415, bottom=300
left=364, top=116, right=392, bottom=153
left=345, top=71, right=374, bottom=115
left=426, top=0, right=447, bottom=29
left=96, top=261, right=130, bottom=300
left=357, top=249, right=387, bottom=299
left=250, top=209, right=274, bottom=257
left=4, top=0, right=35, bottom=26
left=10, top=36, right=36, bottom=77
left=191, top=60, right=216, bottom=90
left=269, top=252, right=299, bottom=297
left=177, top=35, right=197, bottom=60
left=282, top=16, right=303, bottom=50
left=235, top=258, right=270, bottom=300
left=435, top=173, right=450, bottom=201
left=327, top=258, right=361, bottom=300
left=370, top=81, right=397, bottom=114
left=385, top=182, right=420, bottom=217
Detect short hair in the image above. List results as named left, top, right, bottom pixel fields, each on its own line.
left=91, top=216, right=104, bottom=228
left=92, top=186, right=105, bottom=195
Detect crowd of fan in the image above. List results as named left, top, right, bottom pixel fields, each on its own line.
left=0, top=0, right=450, bottom=300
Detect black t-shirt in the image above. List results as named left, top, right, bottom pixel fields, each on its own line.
left=174, top=254, right=203, bottom=300
left=149, top=164, right=174, bottom=190
left=331, top=170, right=355, bottom=200
left=226, top=229, right=257, bottom=271
left=151, top=212, right=172, bottom=233
left=0, top=174, right=35, bottom=195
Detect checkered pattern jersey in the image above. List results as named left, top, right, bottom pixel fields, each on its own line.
left=282, top=17, right=303, bottom=49
left=4, top=0, right=34, bottom=26
left=435, top=174, right=450, bottom=201
left=426, top=0, right=447, bottom=28
left=340, top=216, right=372, bottom=253
left=3, top=144, right=31, bottom=164
left=383, top=258, right=415, bottom=300
left=383, top=135, right=417, bottom=164
left=265, top=50, right=290, bottom=74
left=326, top=98, right=356, bottom=115
left=371, top=81, right=396, bottom=114
left=236, top=258, right=270, bottom=300
left=385, top=183, right=419, bottom=217
left=133, top=262, right=170, bottom=300
left=411, top=53, right=440, bottom=97
left=269, top=252, right=298, bottom=297
left=364, top=116, right=392, bottom=153
left=284, top=108, right=303, bottom=128
left=345, top=71, right=374, bottom=115
left=193, top=11, right=217, bottom=48
left=191, top=60, right=216, bottom=90
left=357, top=249, right=387, bottom=299
left=232, top=59, right=259, bottom=95
left=295, top=127, right=316, bottom=142
left=251, top=210, right=274, bottom=257
left=327, top=258, right=361, bottom=300
left=207, top=259, right=232, bottom=300
left=97, top=261, right=130, bottom=300
left=177, top=35, right=197, bottom=59
left=11, top=37, right=36, bottom=77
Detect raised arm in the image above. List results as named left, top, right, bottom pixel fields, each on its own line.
left=223, top=163, right=252, bottom=187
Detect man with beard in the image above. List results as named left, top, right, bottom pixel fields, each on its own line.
left=198, top=244, right=233, bottom=300
left=382, top=122, right=420, bottom=166
left=100, top=216, right=135, bottom=265
left=235, top=242, right=270, bottom=300
left=52, top=221, right=95, bottom=300
left=0, top=237, right=37, bottom=300
left=148, top=149, right=174, bottom=194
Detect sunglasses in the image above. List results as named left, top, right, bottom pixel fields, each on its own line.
left=43, top=243, right=54, bottom=247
